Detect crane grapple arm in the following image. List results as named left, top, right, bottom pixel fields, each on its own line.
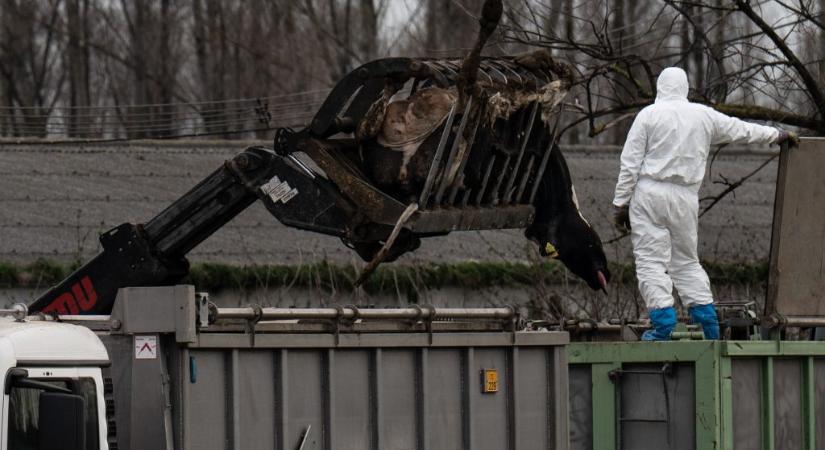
left=29, top=34, right=611, bottom=314
left=29, top=146, right=355, bottom=314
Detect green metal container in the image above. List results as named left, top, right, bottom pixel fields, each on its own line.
left=567, top=341, right=825, bottom=450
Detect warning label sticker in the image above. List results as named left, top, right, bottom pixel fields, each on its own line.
left=134, top=335, right=158, bottom=360
left=281, top=187, right=299, bottom=203
left=261, top=176, right=299, bottom=204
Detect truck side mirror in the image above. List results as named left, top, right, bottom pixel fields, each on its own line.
left=37, top=392, right=86, bottom=450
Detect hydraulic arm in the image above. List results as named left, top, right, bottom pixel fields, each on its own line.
left=29, top=146, right=356, bottom=314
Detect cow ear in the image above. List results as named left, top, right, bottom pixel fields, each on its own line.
left=544, top=242, right=560, bottom=259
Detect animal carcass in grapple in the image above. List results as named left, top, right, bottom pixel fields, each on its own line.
left=353, top=52, right=610, bottom=290
left=359, top=87, right=457, bottom=202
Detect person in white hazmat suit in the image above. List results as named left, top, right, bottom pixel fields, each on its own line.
left=613, top=67, right=797, bottom=341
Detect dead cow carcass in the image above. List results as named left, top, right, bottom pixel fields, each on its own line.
left=267, top=51, right=610, bottom=290
left=266, top=0, right=609, bottom=289
left=340, top=52, right=607, bottom=290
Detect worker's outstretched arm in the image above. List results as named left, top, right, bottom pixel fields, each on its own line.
left=613, top=111, right=648, bottom=207
left=709, top=109, right=779, bottom=145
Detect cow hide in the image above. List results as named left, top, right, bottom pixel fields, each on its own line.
left=352, top=51, right=611, bottom=291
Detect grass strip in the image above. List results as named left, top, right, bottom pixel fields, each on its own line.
left=0, top=258, right=770, bottom=293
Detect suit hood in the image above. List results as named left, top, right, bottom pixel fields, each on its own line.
left=656, top=67, right=689, bottom=102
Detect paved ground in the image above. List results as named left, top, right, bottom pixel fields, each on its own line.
left=0, top=140, right=778, bottom=266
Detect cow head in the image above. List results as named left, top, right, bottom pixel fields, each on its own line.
left=525, top=145, right=610, bottom=292
left=526, top=211, right=610, bottom=291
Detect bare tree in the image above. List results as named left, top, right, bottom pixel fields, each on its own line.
left=65, top=0, right=91, bottom=137
left=501, top=0, right=825, bottom=136
left=296, top=0, right=388, bottom=83
left=424, top=0, right=488, bottom=55
left=191, top=0, right=230, bottom=134
left=1, top=0, right=820, bottom=142
left=0, top=0, right=65, bottom=137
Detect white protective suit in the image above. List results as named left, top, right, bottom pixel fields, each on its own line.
left=613, top=67, right=778, bottom=310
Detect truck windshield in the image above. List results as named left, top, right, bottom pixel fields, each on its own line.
left=7, top=378, right=99, bottom=450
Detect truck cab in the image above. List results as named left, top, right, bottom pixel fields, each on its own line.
left=0, top=315, right=109, bottom=450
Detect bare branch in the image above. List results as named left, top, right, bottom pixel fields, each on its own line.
left=735, top=0, right=825, bottom=121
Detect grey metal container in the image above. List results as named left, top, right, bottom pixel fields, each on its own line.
left=94, top=286, right=570, bottom=450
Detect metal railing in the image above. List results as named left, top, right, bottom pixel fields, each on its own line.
left=210, top=305, right=515, bottom=324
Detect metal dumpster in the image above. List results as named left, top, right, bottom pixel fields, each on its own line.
left=567, top=341, right=825, bottom=450
left=95, top=286, right=570, bottom=450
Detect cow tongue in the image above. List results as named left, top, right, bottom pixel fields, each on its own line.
left=597, top=271, right=608, bottom=294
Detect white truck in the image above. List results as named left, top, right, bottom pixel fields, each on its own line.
left=0, top=308, right=108, bottom=450
left=1, top=286, right=570, bottom=450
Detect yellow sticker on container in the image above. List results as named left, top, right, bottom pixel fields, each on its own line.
left=482, top=369, right=499, bottom=393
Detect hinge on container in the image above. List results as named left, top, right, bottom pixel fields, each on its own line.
left=245, top=305, right=263, bottom=347
left=419, top=304, right=435, bottom=346
left=331, top=305, right=358, bottom=346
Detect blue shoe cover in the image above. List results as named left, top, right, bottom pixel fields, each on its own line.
left=690, top=304, right=720, bottom=340
left=642, top=307, right=677, bottom=341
